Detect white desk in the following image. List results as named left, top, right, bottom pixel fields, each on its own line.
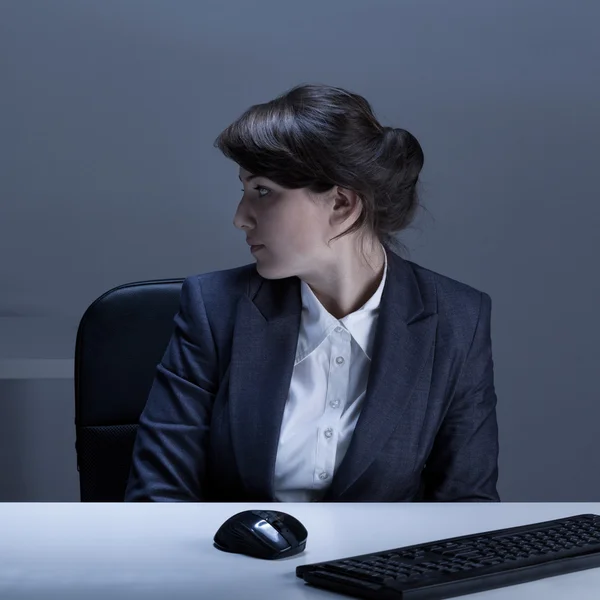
left=1, top=503, right=599, bottom=599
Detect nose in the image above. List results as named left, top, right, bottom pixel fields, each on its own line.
left=233, top=198, right=254, bottom=231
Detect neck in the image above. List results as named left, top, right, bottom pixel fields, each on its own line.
left=302, top=238, right=386, bottom=319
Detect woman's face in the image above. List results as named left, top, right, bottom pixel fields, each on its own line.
left=233, top=166, right=334, bottom=280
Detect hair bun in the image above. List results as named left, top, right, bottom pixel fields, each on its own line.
left=380, top=126, right=396, bottom=141
left=378, top=126, right=424, bottom=184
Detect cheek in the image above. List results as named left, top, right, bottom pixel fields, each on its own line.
left=280, top=205, right=323, bottom=241
left=285, top=217, right=322, bottom=253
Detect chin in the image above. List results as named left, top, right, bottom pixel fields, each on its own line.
left=255, top=265, right=289, bottom=280
left=255, top=260, right=296, bottom=280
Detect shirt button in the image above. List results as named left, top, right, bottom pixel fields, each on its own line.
left=319, top=472, right=329, bottom=480
left=335, top=326, right=343, bottom=333
left=330, top=399, right=341, bottom=409
left=335, top=356, right=345, bottom=365
left=324, top=427, right=334, bottom=439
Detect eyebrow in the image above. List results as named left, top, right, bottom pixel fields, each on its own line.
left=238, top=173, right=259, bottom=183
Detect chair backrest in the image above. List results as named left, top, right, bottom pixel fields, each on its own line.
left=74, top=279, right=184, bottom=501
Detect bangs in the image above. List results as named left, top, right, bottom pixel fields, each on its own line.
left=214, top=102, right=300, bottom=183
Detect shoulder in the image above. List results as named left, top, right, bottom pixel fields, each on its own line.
left=183, top=261, right=255, bottom=298
left=403, top=258, right=492, bottom=338
left=172, top=263, right=257, bottom=350
left=176, top=263, right=256, bottom=311
left=408, top=259, right=488, bottom=305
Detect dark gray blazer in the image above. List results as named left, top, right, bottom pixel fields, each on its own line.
left=125, top=247, right=500, bottom=503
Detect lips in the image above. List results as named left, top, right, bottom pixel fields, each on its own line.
left=246, top=239, right=265, bottom=249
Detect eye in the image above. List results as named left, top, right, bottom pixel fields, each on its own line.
left=240, top=185, right=271, bottom=198
left=254, top=185, right=271, bottom=197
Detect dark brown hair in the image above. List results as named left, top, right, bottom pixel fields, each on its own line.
left=214, top=83, right=424, bottom=255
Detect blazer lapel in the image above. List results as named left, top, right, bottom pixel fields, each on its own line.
left=228, top=273, right=301, bottom=500
left=324, top=249, right=438, bottom=500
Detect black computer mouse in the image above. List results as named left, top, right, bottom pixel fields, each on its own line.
left=214, top=509, right=308, bottom=560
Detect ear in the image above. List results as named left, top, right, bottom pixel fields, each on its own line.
left=330, top=186, right=362, bottom=227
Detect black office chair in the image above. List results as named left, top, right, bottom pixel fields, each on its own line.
left=74, top=278, right=184, bottom=501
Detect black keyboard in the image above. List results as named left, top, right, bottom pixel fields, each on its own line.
left=296, top=513, right=600, bottom=599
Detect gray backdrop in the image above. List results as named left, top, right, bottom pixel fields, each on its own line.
left=1, top=0, right=598, bottom=502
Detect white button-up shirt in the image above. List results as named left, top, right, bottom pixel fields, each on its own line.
left=273, top=248, right=388, bottom=502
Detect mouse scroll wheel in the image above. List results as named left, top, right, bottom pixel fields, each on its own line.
left=266, top=513, right=283, bottom=524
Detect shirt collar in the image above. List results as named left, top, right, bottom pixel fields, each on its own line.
left=296, top=246, right=388, bottom=364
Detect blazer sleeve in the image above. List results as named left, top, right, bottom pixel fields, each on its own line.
left=124, top=276, right=218, bottom=502
left=421, top=291, right=500, bottom=502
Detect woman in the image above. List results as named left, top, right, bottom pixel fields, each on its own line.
left=125, top=84, right=499, bottom=503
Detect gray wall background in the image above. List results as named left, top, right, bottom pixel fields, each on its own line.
left=1, top=0, right=598, bottom=502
